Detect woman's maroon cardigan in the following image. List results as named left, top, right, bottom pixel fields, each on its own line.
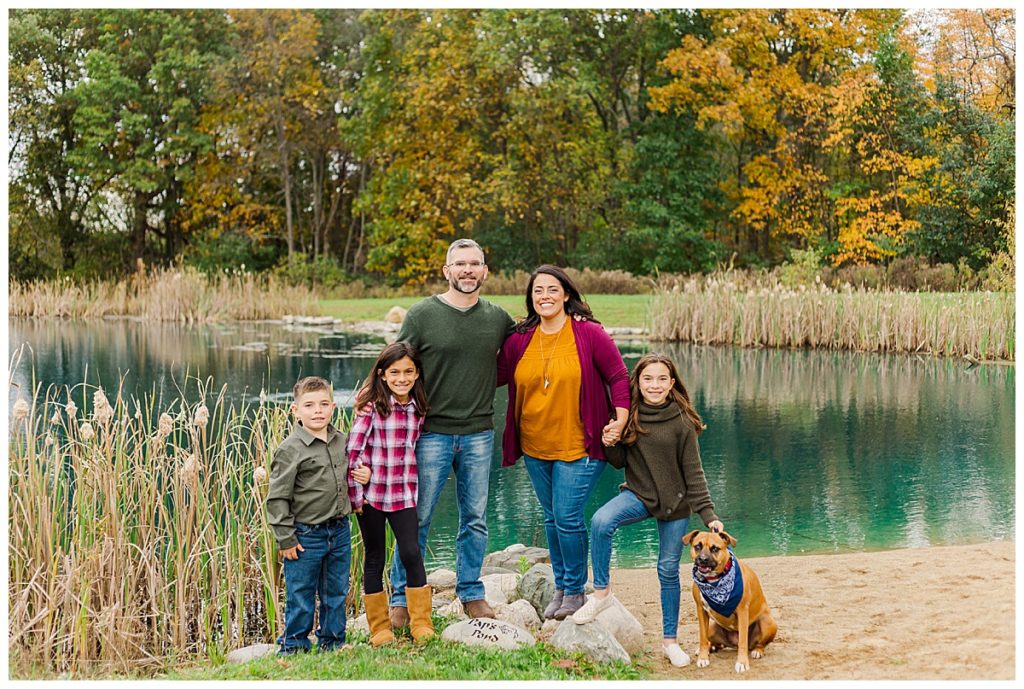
left=496, top=318, right=630, bottom=468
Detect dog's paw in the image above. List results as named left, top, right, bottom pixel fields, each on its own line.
left=751, top=649, right=763, bottom=660
left=696, top=657, right=710, bottom=668
left=735, top=660, right=749, bottom=673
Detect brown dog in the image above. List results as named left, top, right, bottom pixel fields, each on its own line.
left=682, top=530, right=777, bottom=673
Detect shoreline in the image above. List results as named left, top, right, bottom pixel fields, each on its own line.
left=606, top=539, right=1015, bottom=680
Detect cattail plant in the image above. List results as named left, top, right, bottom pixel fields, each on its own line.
left=7, top=365, right=366, bottom=676
left=650, top=279, right=1014, bottom=361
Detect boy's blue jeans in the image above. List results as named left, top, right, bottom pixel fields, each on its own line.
left=279, top=518, right=351, bottom=652
left=590, top=489, right=690, bottom=639
left=523, top=454, right=605, bottom=595
left=390, top=430, right=493, bottom=607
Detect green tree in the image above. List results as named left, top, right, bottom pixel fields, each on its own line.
left=69, top=9, right=229, bottom=269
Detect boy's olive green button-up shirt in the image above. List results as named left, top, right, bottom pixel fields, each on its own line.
left=266, top=423, right=351, bottom=550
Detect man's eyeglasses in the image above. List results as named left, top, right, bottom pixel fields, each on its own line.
left=448, top=261, right=485, bottom=269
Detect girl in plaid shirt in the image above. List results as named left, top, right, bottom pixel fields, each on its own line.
left=346, top=342, right=433, bottom=645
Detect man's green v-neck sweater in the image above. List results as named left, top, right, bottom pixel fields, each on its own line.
left=397, top=295, right=515, bottom=434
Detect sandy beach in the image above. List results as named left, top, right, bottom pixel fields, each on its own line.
left=607, top=540, right=1015, bottom=680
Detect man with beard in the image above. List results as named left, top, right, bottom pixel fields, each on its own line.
left=387, top=238, right=515, bottom=624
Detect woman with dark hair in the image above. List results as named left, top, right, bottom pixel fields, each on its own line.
left=497, top=265, right=630, bottom=620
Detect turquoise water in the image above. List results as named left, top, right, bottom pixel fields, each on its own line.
left=9, top=319, right=1015, bottom=567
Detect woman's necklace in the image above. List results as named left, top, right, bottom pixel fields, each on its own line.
left=536, top=320, right=566, bottom=390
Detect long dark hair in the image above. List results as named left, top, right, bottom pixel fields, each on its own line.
left=354, top=341, right=429, bottom=418
left=621, top=352, right=704, bottom=445
left=515, top=264, right=598, bottom=333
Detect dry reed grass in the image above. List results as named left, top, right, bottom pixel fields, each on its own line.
left=650, top=278, right=1014, bottom=361
left=7, top=356, right=367, bottom=676
left=10, top=266, right=321, bottom=321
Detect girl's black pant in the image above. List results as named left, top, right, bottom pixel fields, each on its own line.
left=356, top=504, right=426, bottom=594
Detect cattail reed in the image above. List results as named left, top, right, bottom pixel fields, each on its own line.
left=10, top=266, right=320, bottom=322
left=7, top=372, right=364, bottom=677
left=650, top=280, right=1014, bottom=361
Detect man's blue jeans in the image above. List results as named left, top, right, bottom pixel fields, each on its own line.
left=278, top=518, right=351, bottom=652
left=523, top=454, right=605, bottom=595
left=590, top=488, right=690, bottom=639
left=390, top=430, right=493, bottom=606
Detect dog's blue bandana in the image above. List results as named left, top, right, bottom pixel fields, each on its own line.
left=693, top=552, right=744, bottom=618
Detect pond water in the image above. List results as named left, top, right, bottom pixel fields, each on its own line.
left=9, top=318, right=1015, bottom=568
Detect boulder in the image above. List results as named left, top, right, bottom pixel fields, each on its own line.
left=226, top=643, right=278, bottom=664
left=493, top=598, right=541, bottom=630
left=427, top=568, right=457, bottom=590
left=589, top=595, right=645, bottom=655
left=516, top=563, right=556, bottom=618
left=483, top=544, right=550, bottom=572
left=480, top=566, right=518, bottom=576
left=548, top=619, right=630, bottom=665
left=539, top=618, right=561, bottom=639
left=349, top=613, right=369, bottom=634
left=481, top=573, right=520, bottom=603
left=385, top=306, right=407, bottom=323
left=440, top=618, right=536, bottom=651
left=437, top=598, right=467, bottom=619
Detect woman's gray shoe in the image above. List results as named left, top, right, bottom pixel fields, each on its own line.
left=553, top=593, right=586, bottom=620
left=543, top=590, right=565, bottom=620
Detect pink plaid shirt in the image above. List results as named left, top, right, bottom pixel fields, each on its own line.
left=346, top=396, right=423, bottom=512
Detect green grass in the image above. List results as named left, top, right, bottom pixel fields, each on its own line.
left=319, top=294, right=653, bottom=329
left=167, top=623, right=646, bottom=681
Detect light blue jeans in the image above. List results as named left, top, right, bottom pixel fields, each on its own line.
left=590, top=489, right=690, bottom=639
left=389, top=430, right=493, bottom=606
left=523, top=454, right=605, bottom=595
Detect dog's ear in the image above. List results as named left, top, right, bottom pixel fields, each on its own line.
left=718, top=531, right=737, bottom=547
left=682, top=529, right=701, bottom=545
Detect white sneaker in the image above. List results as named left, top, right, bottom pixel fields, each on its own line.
left=663, top=643, right=691, bottom=667
left=571, top=592, right=615, bottom=624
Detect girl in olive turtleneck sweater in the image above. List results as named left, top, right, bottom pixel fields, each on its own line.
left=570, top=353, right=725, bottom=669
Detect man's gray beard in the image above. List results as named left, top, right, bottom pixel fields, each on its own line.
left=449, top=277, right=481, bottom=294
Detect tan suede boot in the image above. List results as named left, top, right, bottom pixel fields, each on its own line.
left=405, top=585, right=435, bottom=643
left=363, top=591, right=396, bottom=647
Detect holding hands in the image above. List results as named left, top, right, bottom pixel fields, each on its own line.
left=352, top=463, right=371, bottom=485
left=601, top=418, right=626, bottom=446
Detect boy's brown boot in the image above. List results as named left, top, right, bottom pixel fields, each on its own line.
left=363, top=591, right=396, bottom=647
left=405, top=585, right=435, bottom=643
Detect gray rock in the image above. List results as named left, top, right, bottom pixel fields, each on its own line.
left=226, top=643, right=278, bottom=664
left=349, top=612, right=369, bottom=634
left=440, top=618, right=536, bottom=651
left=438, top=598, right=467, bottom=619
left=483, top=544, right=549, bottom=572
left=549, top=619, right=630, bottom=664
left=385, top=306, right=407, bottom=323
left=516, top=563, right=555, bottom=618
left=493, top=598, right=542, bottom=630
left=481, top=573, right=520, bottom=603
left=539, top=618, right=561, bottom=639
left=588, top=595, right=645, bottom=655
left=427, top=568, right=457, bottom=589
left=480, top=566, right=519, bottom=576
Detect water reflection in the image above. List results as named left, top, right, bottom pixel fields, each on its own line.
left=8, top=320, right=1014, bottom=567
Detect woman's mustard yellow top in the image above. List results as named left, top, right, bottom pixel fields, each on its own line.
left=513, top=320, right=587, bottom=461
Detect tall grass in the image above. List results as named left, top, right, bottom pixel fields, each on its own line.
left=10, top=266, right=321, bottom=321
left=7, top=357, right=373, bottom=677
left=650, top=279, right=1015, bottom=361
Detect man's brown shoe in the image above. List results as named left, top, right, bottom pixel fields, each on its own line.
left=463, top=599, right=496, bottom=619
left=389, top=605, right=409, bottom=629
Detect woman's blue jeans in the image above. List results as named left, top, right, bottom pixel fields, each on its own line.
left=523, top=454, right=605, bottom=595
left=590, top=489, right=690, bottom=639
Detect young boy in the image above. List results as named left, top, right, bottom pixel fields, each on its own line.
left=266, top=376, right=367, bottom=654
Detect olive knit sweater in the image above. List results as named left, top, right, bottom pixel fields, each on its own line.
left=604, top=400, right=720, bottom=524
